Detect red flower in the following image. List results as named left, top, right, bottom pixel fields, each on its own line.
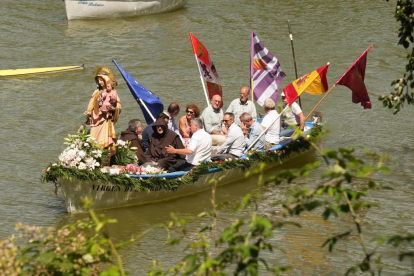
left=192, top=167, right=197, bottom=171
left=151, top=176, right=155, bottom=178
left=241, top=158, right=245, bottom=161
left=187, top=172, right=192, bottom=175
left=219, top=161, right=223, bottom=164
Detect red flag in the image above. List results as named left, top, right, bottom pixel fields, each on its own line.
left=189, top=33, right=223, bottom=103
left=206, top=82, right=223, bottom=108
left=335, top=45, right=373, bottom=109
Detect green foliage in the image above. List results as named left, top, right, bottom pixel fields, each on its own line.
left=0, top=198, right=129, bottom=276
left=111, top=140, right=138, bottom=166
left=146, top=134, right=412, bottom=275
left=380, top=0, right=414, bottom=113
left=42, top=127, right=321, bottom=192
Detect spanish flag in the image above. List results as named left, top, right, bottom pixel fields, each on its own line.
left=283, top=63, right=329, bottom=106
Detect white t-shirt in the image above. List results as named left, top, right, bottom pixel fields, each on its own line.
left=284, top=102, right=302, bottom=125
left=186, top=129, right=212, bottom=165
left=261, top=110, right=280, bottom=144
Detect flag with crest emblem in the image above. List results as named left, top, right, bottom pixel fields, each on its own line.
left=189, top=33, right=223, bottom=105
left=283, top=63, right=329, bottom=106
left=250, top=31, right=286, bottom=106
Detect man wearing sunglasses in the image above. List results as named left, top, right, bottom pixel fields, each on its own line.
left=212, top=112, right=246, bottom=160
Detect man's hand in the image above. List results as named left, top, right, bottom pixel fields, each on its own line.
left=165, top=145, right=176, bottom=154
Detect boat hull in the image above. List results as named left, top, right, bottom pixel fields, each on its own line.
left=64, top=0, right=189, bottom=20
left=59, top=167, right=247, bottom=213
left=58, top=149, right=312, bottom=213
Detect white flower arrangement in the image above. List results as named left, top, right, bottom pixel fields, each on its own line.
left=58, top=133, right=104, bottom=170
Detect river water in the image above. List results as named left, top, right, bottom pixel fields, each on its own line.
left=0, top=0, right=413, bottom=275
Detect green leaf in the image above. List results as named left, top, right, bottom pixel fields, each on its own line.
left=38, top=251, right=55, bottom=264
left=99, top=265, right=121, bottom=276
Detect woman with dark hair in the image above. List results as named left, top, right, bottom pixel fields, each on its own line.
left=147, top=118, right=185, bottom=169
left=84, top=66, right=121, bottom=153
left=178, top=103, right=201, bottom=143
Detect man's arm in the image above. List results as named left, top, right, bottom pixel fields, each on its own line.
left=216, top=129, right=236, bottom=154
left=298, top=112, right=305, bottom=131
left=166, top=145, right=193, bottom=155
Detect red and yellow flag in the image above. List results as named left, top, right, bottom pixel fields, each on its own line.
left=283, top=64, right=329, bottom=106
left=189, top=33, right=223, bottom=103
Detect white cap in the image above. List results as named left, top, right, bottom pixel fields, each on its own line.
left=281, top=92, right=285, bottom=97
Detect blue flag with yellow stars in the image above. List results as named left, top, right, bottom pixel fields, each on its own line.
left=113, top=60, right=164, bottom=124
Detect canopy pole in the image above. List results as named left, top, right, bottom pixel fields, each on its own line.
left=194, top=54, right=211, bottom=107
left=139, top=98, right=156, bottom=123
left=244, top=105, right=290, bottom=153
left=288, top=20, right=302, bottom=108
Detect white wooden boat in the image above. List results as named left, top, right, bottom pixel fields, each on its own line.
left=64, top=0, right=189, bottom=20
left=56, top=122, right=319, bottom=213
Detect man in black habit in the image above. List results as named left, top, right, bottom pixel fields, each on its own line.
left=147, top=118, right=185, bottom=169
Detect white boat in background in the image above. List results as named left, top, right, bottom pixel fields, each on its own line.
left=64, top=0, right=189, bottom=20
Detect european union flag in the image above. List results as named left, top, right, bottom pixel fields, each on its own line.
left=113, top=60, right=164, bottom=125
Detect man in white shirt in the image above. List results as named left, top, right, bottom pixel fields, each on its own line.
left=213, top=112, right=246, bottom=159
left=280, top=92, right=305, bottom=137
left=261, top=98, right=281, bottom=150
left=226, top=86, right=257, bottom=126
left=200, top=94, right=226, bottom=146
left=166, top=118, right=212, bottom=172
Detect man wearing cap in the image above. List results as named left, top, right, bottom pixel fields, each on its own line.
left=280, top=92, right=305, bottom=137
left=261, top=98, right=281, bottom=150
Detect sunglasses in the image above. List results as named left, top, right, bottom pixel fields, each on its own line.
left=186, top=110, right=194, bottom=115
left=222, top=119, right=232, bottom=123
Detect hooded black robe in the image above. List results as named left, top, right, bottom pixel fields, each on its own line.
left=148, top=118, right=185, bottom=169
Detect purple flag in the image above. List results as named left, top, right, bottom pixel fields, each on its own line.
left=250, top=31, right=286, bottom=106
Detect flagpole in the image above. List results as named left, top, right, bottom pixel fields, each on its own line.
left=288, top=20, right=302, bottom=108
left=244, top=105, right=290, bottom=153
left=305, top=84, right=336, bottom=121
left=193, top=54, right=211, bottom=107
left=250, top=78, right=254, bottom=102
left=138, top=98, right=156, bottom=123
left=287, top=84, right=337, bottom=138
